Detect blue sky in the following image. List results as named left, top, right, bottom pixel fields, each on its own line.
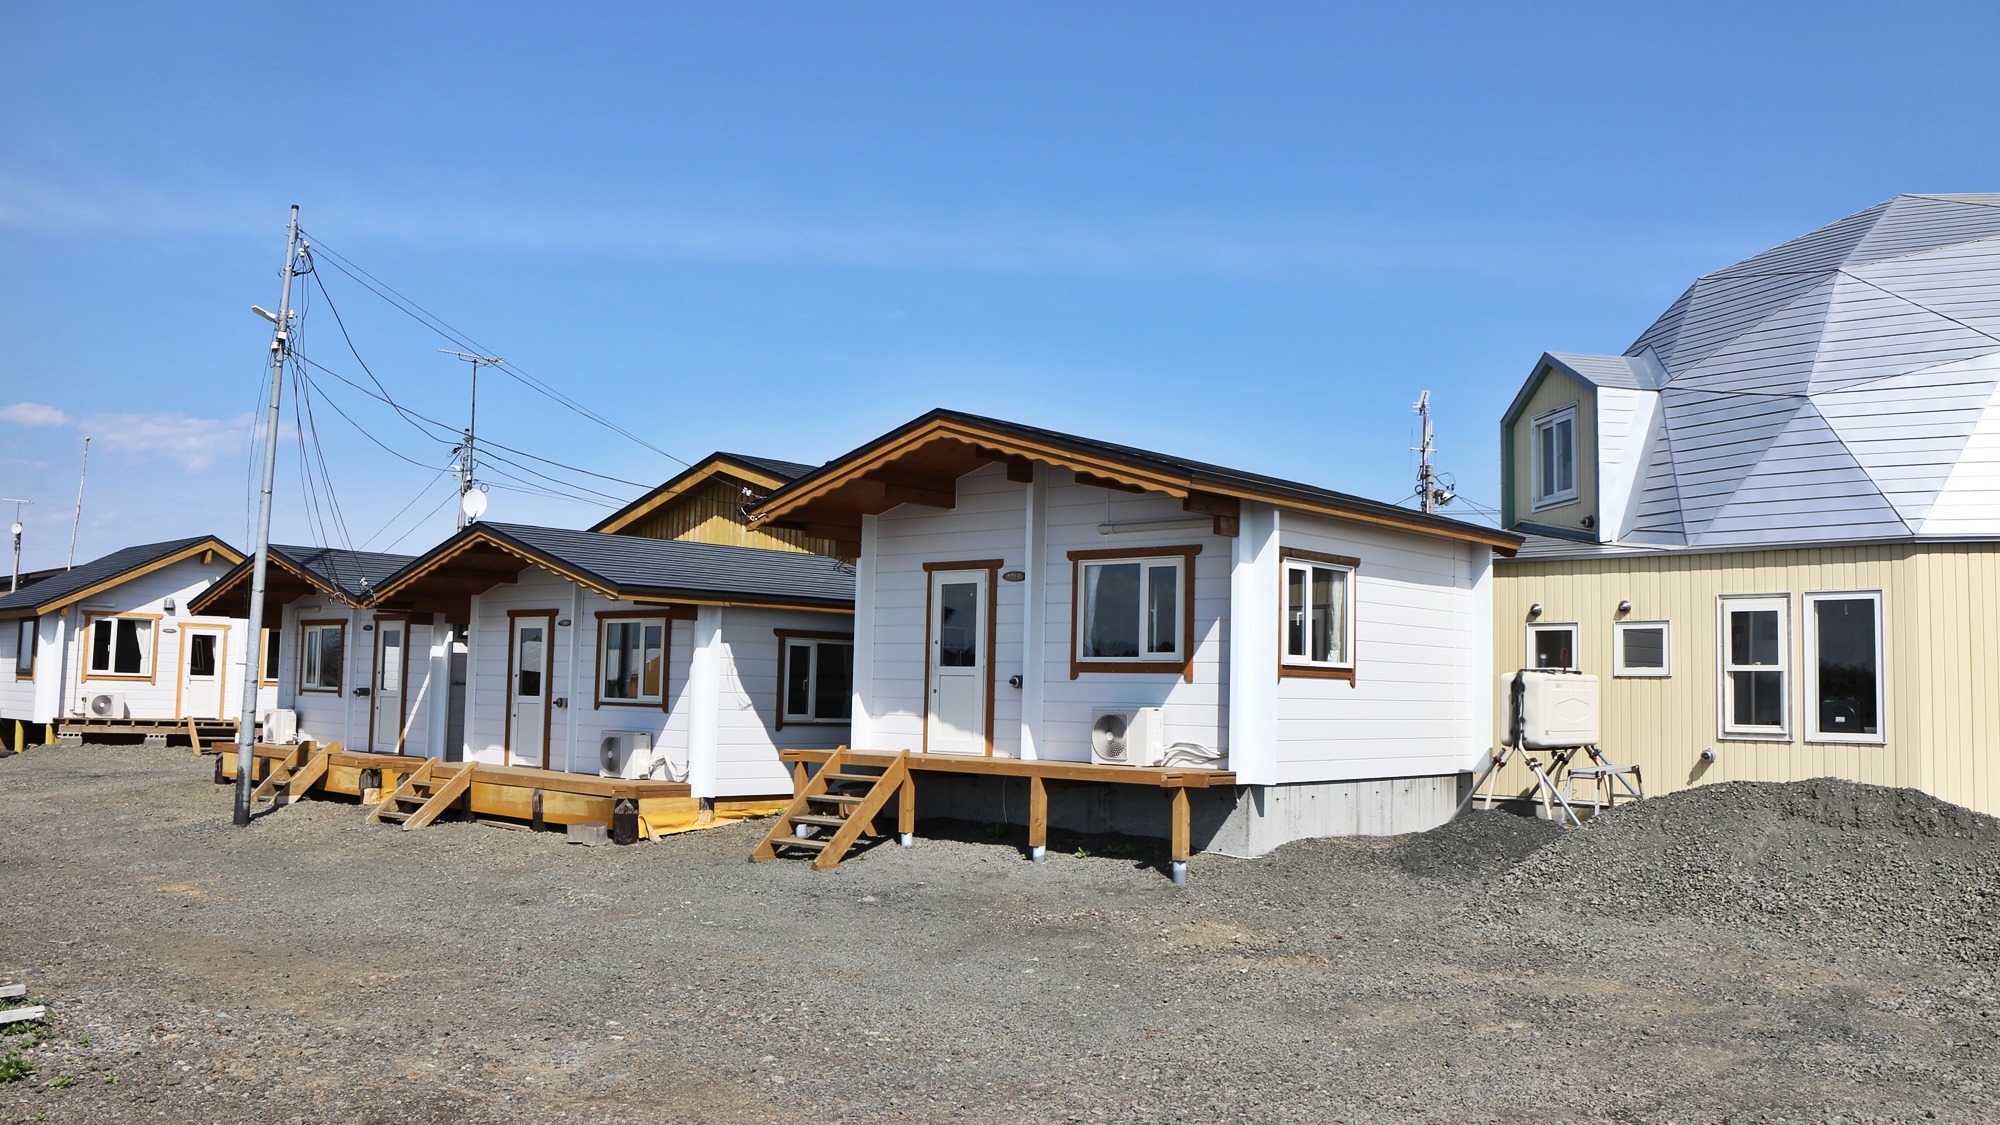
left=4, top=1, right=1999, bottom=570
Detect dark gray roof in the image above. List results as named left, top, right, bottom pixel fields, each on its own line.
left=431, top=522, right=853, bottom=609
left=716, top=452, right=819, bottom=481
left=0, top=536, right=237, bottom=617
left=268, top=545, right=415, bottom=600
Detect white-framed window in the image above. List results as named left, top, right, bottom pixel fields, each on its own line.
left=13, top=617, right=32, bottom=678
left=1613, top=620, right=1671, bottom=677
left=1805, top=591, right=1884, bottom=744
left=1531, top=404, right=1579, bottom=510
left=599, top=616, right=667, bottom=705
left=299, top=622, right=344, bottom=693
left=1281, top=554, right=1355, bottom=672
left=1527, top=622, right=1579, bottom=670
left=1076, top=554, right=1186, bottom=664
left=780, top=635, right=854, bottom=725
left=260, top=628, right=280, bottom=685
left=87, top=615, right=156, bottom=678
left=1719, top=595, right=1788, bottom=738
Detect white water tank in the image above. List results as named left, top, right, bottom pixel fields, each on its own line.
left=1499, top=670, right=1599, bottom=749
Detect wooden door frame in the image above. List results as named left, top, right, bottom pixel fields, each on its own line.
left=921, top=560, right=1002, bottom=756
left=502, top=610, right=559, bottom=770
left=173, top=624, right=229, bottom=720
left=366, top=614, right=415, bottom=754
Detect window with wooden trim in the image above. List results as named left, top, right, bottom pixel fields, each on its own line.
left=299, top=622, right=344, bottom=692
left=87, top=616, right=155, bottom=678
left=1078, top=556, right=1183, bottom=662
left=1527, top=622, right=1578, bottom=670
left=1531, top=405, right=1578, bottom=509
left=780, top=635, right=853, bottom=725
left=1613, top=621, right=1670, bottom=677
left=13, top=617, right=32, bottom=678
left=1281, top=552, right=1355, bottom=675
left=1720, top=595, right=1787, bottom=738
left=260, top=628, right=281, bottom=685
left=1806, top=591, right=1883, bottom=744
left=599, top=616, right=667, bottom=705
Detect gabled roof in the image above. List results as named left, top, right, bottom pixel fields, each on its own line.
left=0, top=536, right=242, bottom=619
left=186, top=545, right=418, bottom=618
left=1500, top=351, right=1670, bottom=428
left=371, top=521, right=854, bottom=614
left=1520, top=193, right=2000, bottom=551
left=751, top=408, right=1522, bottom=555
left=590, top=451, right=820, bottom=535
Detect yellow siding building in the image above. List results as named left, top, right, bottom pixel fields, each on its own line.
left=1492, top=194, right=2000, bottom=818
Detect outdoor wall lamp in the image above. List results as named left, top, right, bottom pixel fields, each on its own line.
left=1617, top=600, right=1632, bottom=615
left=557, top=618, right=572, bottom=627
left=163, top=598, right=175, bottom=615
left=362, top=623, right=374, bottom=632
left=1528, top=603, right=1543, bottom=619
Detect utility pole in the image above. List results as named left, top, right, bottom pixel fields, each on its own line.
left=66, top=436, right=89, bottom=568
left=440, top=350, right=502, bottom=528
left=3, top=498, right=29, bottom=592
left=1413, top=391, right=1454, bottom=515
left=234, top=205, right=305, bottom=827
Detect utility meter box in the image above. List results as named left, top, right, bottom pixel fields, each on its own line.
left=1499, top=670, right=1600, bottom=749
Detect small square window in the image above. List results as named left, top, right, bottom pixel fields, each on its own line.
left=1613, top=621, right=1670, bottom=677
left=599, top=616, right=667, bottom=705
left=300, top=622, right=345, bottom=692
left=780, top=636, right=854, bottom=725
left=1527, top=623, right=1578, bottom=671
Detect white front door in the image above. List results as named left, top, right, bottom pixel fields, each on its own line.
left=179, top=627, right=226, bottom=719
left=927, top=569, right=988, bottom=755
left=508, top=615, right=551, bottom=768
left=369, top=620, right=407, bottom=754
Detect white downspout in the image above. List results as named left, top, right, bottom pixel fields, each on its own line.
left=1018, top=464, right=1046, bottom=760
left=687, top=604, right=722, bottom=800
left=1227, top=502, right=1279, bottom=787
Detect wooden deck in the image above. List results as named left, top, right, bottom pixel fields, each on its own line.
left=59, top=715, right=240, bottom=746
left=215, top=744, right=697, bottom=841
left=778, top=748, right=1237, bottom=882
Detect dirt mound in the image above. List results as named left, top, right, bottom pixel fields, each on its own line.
left=1501, top=778, right=2000, bottom=963
left=1391, top=808, right=1564, bottom=879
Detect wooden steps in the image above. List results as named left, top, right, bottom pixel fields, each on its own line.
left=366, top=759, right=475, bottom=832
left=251, top=742, right=336, bottom=806
left=751, top=747, right=912, bottom=870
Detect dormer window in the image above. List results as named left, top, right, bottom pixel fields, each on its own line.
left=1531, top=405, right=1579, bottom=509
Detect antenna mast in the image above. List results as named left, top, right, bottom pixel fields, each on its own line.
left=4, top=498, right=29, bottom=593
left=67, top=436, right=89, bottom=568
left=440, top=350, right=503, bottom=529
left=1413, top=391, right=1454, bottom=515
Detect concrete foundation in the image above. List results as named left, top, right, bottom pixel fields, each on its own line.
left=909, top=771, right=1470, bottom=858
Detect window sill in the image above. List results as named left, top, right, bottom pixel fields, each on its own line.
left=1070, top=658, right=1194, bottom=683
left=1530, top=494, right=1579, bottom=513
left=1280, top=664, right=1356, bottom=684
left=1719, top=729, right=1791, bottom=742
left=83, top=672, right=154, bottom=683
left=595, top=699, right=667, bottom=710
left=1805, top=734, right=1886, bottom=746
left=779, top=718, right=850, bottom=728
left=1613, top=671, right=1671, bottom=679
left=298, top=686, right=342, bottom=695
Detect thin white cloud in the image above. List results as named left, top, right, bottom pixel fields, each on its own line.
left=0, top=402, right=74, bottom=427
left=78, top=411, right=253, bottom=473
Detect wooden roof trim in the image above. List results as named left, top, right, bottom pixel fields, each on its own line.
left=373, top=529, right=621, bottom=602
left=30, top=538, right=245, bottom=615
left=187, top=552, right=350, bottom=616
left=591, top=455, right=793, bottom=535
left=755, top=417, right=1521, bottom=554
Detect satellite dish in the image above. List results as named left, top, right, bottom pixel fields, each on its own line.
left=460, top=489, right=489, bottom=520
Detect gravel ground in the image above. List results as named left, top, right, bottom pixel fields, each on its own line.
left=2, top=744, right=1995, bottom=1124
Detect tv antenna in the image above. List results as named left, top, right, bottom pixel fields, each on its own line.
left=440, top=350, right=504, bottom=528
left=1413, top=390, right=1455, bottom=515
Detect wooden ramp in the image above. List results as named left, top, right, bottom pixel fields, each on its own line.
left=366, top=759, right=475, bottom=832
left=752, top=747, right=912, bottom=870
left=251, top=742, right=336, bottom=807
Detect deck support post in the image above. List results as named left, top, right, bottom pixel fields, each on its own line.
left=1170, top=787, right=1191, bottom=886
left=530, top=789, right=545, bottom=832
left=898, top=774, right=915, bottom=846
left=612, top=798, right=639, bottom=845
left=1028, top=775, right=1048, bottom=862
left=212, top=753, right=227, bottom=785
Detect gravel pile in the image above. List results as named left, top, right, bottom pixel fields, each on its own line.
left=1502, top=777, right=2000, bottom=963
left=1389, top=808, right=1563, bottom=879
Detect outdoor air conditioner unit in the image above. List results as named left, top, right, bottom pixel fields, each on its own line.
left=1090, top=706, right=1165, bottom=767
left=600, top=730, right=655, bottom=779
left=83, top=691, right=126, bottom=719
left=262, top=708, right=299, bottom=744
left=1499, top=670, right=1600, bottom=750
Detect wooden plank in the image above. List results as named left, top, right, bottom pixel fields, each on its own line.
left=402, top=762, right=474, bottom=831
left=778, top=748, right=1235, bottom=789
left=0, top=1006, right=47, bottom=1026
left=0, top=984, right=25, bottom=999
left=1028, top=775, right=1048, bottom=850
